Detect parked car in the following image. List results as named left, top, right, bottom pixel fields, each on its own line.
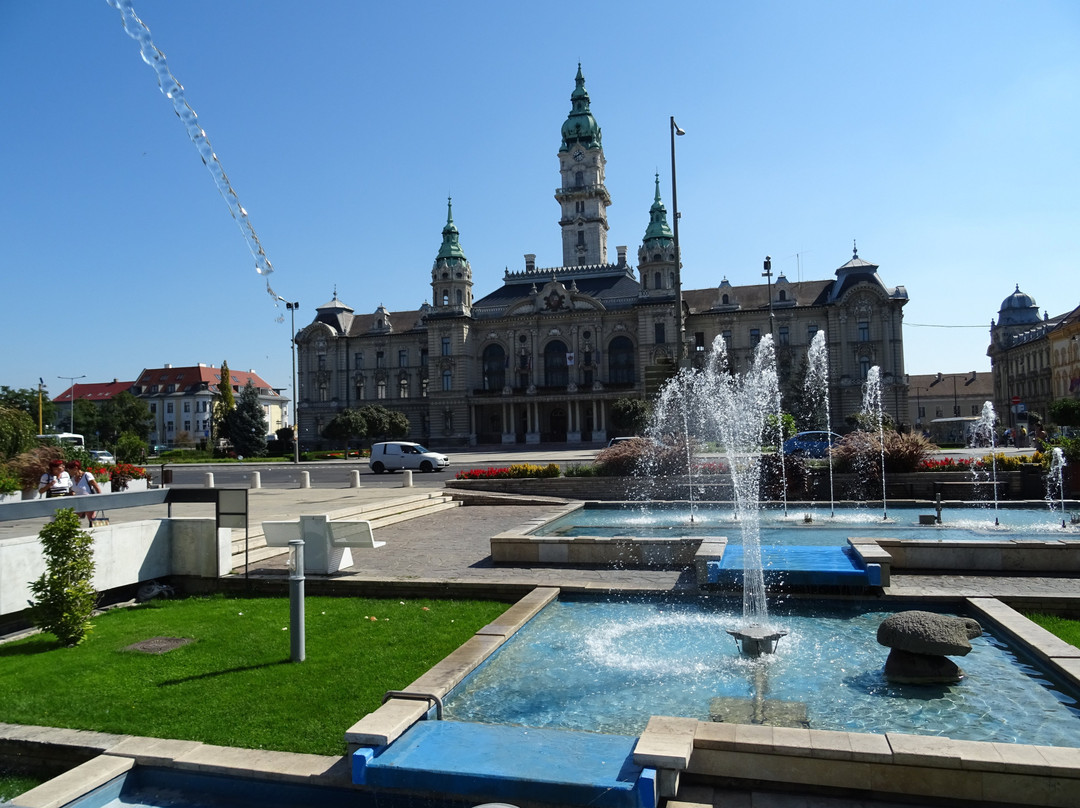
left=782, top=431, right=841, bottom=458
left=607, top=436, right=637, bottom=447
left=368, top=441, right=449, bottom=474
left=89, top=449, right=115, bottom=465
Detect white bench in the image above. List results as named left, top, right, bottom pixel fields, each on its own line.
left=262, top=514, right=385, bottom=574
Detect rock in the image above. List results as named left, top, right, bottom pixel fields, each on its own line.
left=876, top=611, right=982, bottom=657
left=884, top=648, right=964, bottom=684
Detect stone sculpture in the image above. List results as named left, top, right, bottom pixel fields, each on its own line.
left=876, top=610, right=983, bottom=684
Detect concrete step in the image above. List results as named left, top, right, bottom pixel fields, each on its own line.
left=368, top=499, right=460, bottom=529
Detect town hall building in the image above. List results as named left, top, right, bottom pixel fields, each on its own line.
left=295, top=67, right=909, bottom=449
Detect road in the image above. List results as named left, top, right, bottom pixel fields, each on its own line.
left=154, top=443, right=1035, bottom=489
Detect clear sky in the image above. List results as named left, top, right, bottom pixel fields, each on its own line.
left=2, top=0, right=1077, bottom=406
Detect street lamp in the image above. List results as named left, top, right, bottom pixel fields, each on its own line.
left=58, top=374, right=86, bottom=434
left=670, top=116, right=685, bottom=367
left=762, top=256, right=775, bottom=337
left=277, top=298, right=300, bottom=463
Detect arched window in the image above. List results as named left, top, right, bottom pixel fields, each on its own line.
left=442, top=370, right=452, bottom=391
left=442, top=290, right=449, bottom=306
left=778, top=289, right=787, bottom=301
left=376, top=380, right=386, bottom=399
left=456, top=289, right=463, bottom=305
left=544, top=340, right=569, bottom=387
left=654, top=272, right=662, bottom=290
left=722, top=294, right=729, bottom=305
left=399, top=377, right=409, bottom=399
left=483, top=344, right=506, bottom=391
left=608, top=336, right=635, bottom=384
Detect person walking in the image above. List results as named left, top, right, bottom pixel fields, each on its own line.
left=66, top=460, right=102, bottom=522
left=38, top=459, right=71, bottom=498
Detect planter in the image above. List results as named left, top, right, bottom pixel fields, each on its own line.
left=111, top=478, right=149, bottom=493
left=0, top=491, right=21, bottom=504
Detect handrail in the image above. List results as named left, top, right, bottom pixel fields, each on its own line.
left=382, top=690, right=444, bottom=720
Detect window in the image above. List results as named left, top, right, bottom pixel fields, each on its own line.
left=544, top=341, right=569, bottom=387
left=577, top=229, right=585, bottom=247
left=778, top=326, right=789, bottom=346
left=778, top=289, right=787, bottom=301
left=421, top=378, right=429, bottom=398
left=183, top=401, right=191, bottom=412
left=399, top=378, right=409, bottom=399
left=608, top=336, right=635, bottom=385
left=722, top=330, right=732, bottom=346
left=483, top=344, right=506, bottom=391
left=971, top=405, right=979, bottom=416
left=860, top=357, right=871, bottom=379
left=858, top=321, right=870, bottom=341
left=420, top=348, right=428, bottom=367
left=722, top=293, right=729, bottom=305
left=654, top=272, right=662, bottom=290
left=317, top=355, right=326, bottom=371
left=166, top=402, right=174, bottom=414
left=442, top=370, right=452, bottom=391
left=183, top=420, right=190, bottom=431
left=750, top=329, right=761, bottom=348
left=376, top=351, right=384, bottom=369
left=442, top=290, right=449, bottom=305
left=575, top=171, right=584, bottom=187
left=354, top=353, right=364, bottom=370
left=398, top=350, right=408, bottom=368
left=694, top=332, right=705, bottom=351
left=935, top=407, right=944, bottom=418
left=376, top=380, right=386, bottom=399
left=654, top=323, right=666, bottom=344
left=355, top=378, right=365, bottom=400
left=149, top=403, right=157, bottom=414
left=456, top=289, right=463, bottom=305
left=918, top=406, right=926, bottom=419
left=808, top=325, right=818, bottom=343
left=441, top=337, right=451, bottom=356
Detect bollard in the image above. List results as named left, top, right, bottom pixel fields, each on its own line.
left=350, top=469, right=361, bottom=488
left=288, top=540, right=305, bottom=663
left=402, top=469, right=413, bottom=488
left=204, top=472, right=215, bottom=488
left=250, top=471, right=261, bottom=489
left=300, top=470, right=311, bottom=489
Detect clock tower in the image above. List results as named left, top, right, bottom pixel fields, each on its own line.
left=557, top=64, right=611, bottom=267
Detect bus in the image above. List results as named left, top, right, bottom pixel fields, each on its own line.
left=36, top=433, right=86, bottom=449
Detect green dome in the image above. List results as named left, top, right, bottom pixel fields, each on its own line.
left=559, top=64, right=602, bottom=151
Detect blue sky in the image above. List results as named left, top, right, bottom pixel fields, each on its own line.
left=2, top=0, right=1078, bottom=405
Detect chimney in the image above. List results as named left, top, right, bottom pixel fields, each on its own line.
left=616, top=246, right=627, bottom=266
left=525, top=254, right=536, bottom=272
left=164, top=363, right=172, bottom=369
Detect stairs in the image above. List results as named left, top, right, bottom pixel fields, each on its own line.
left=230, top=492, right=460, bottom=569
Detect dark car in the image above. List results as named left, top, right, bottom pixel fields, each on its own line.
left=782, top=431, right=840, bottom=458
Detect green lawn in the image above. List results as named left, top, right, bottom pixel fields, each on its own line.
left=0, top=772, right=43, bottom=802
left=1026, top=612, right=1080, bottom=648
left=0, top=595, right=508, bottom=756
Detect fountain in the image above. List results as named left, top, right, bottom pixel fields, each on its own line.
left=972, top=400, right=1001, bottom=525
left=861, top=366, right=889, bottom=520
left=1048, top=446, right=1069, bottom=528
left=805, top=331, right=835, bottom=515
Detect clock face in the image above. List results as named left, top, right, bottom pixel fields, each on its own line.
left=573, top=150, right=585, bottom=162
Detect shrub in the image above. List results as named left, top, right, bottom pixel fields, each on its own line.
left=563, top=463, right=598, bottom=477
left=29, top=508, right=97, bottom=646
left=7, top=446, right=64, bottom=490
left=831, top=430, right=934, bottom=476
left=594, top=437, right=686, bottom=477
left=919, top=457, right=976, bottom=473
left=454, top=463, right=560, bottom=480
left=115, top=431, right=148, bottom=464
left=0, top=464, right=21, bottom=494
left=759, top=453, right=809, bottom=499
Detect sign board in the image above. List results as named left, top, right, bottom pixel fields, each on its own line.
left=1011, top=396, right=1021, bottom=404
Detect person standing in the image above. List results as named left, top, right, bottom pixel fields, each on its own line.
left=66, top=460, right=102, bottom=522
left=38, top=459, right=71, bottom=498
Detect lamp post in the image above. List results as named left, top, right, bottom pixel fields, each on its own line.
left=762, top=256, right=775, bottom=337
left=58, top=374, right=86, bottom=434
left=278, top=298, right=300, bottom=463
left=669, top=116, right=686, bottom=368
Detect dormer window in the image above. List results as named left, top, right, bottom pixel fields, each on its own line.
left=778, top=290, right=787, bottom=302
left=722, top=294, right=730, bottom=305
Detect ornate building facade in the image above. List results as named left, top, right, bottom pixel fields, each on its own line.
left=295, top=67, right=910, bottom=449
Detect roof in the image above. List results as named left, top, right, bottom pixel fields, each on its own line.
left=133, top=365, right=283, bottom=398
left=52, top=379, right=134, bottom=404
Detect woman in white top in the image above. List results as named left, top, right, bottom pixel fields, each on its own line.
left=38, top=459, right=71, bottom=498
left=65, top=460, right=102, bottom=521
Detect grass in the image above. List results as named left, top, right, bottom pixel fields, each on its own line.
left=0, top=594, right=508, bottom=757
left=1026, top=613, right=1080, bottom=648
left=0, top=772, right=43, bottom=801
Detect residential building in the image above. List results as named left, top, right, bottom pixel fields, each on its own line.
left=52, top=379, right=135, bottom=432
left=296, top=67, right=909, bottom=449
left=131, top=364, right=286, bottom=448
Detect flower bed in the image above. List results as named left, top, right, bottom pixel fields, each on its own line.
left=455, top=463, right=560, bottom=480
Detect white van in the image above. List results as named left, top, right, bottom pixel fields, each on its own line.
left=368, top=441, right=449, bottom=474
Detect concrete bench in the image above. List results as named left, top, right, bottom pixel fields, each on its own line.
left=262, top=514, right=385, bottom=574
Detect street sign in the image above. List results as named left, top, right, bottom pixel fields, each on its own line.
left=1011, top=396, right=1021, bottom=404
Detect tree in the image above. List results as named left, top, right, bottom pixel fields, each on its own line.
left=212, top=361, right=237, bottom=446
left=98, top=391, right=153, bottom=444
left=0, top=405, right=37, bottom=460
left=358, top=405, right=409, bottom=441
left=610, top=397, right=650, bottom=436
left=1048, top=398, right=1080, bottom=428
left=226, top=380, right=267, bottom=458
left=29, top=508, right=97, bottom=646
left=115, top=431, right=147, bottom=464
left=72, top=399, right=99, bottom=440
left=322, top=409, right=368, bottom=448
left=0, top=385, right=54, bottom=430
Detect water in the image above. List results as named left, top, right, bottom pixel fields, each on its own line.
left=443, top=596, right=1080, bottom=747
left=533, top=503, right=1079, bottom=542
left=805, top=331, right=835, bottom=514
left=972, top=400, right=1000, bottom=523
left=107, top=0, right=279, bottom=302
left=861, top=367, right=888, bottom=519
left=1048, top=447, right=1069, bottom=526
